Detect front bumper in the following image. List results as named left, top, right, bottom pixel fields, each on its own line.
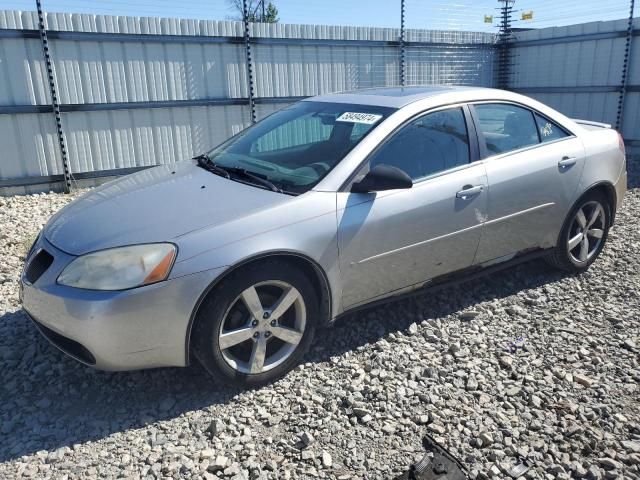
left=20, top=236, right=223, bottom=371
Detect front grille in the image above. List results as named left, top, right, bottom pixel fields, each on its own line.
left=24, top=249, right=54, bottom=284
left=28, top=314, right=97, bottom=365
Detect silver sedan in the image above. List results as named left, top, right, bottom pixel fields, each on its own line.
left=21, top=86, right=627, bottom=386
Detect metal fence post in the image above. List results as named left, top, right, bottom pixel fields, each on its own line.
left=242, top=0, right=257, bottom=124
left=400, top=0, right=406, bottom=86
left=496, top=0, right=514, bottom=90
left=36, top=0, right=72, bottom=193
left=616, top=0, right=636, bottom=132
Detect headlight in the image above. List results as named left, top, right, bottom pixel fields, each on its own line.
left=57, top=243, right=177, bottom=291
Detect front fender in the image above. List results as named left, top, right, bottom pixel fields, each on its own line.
left=169, top=191, right=343, bottom=318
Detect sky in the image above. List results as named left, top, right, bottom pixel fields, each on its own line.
left=1, top=0, right=635, bottom=33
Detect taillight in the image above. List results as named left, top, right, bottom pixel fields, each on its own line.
left=618, top=132, right=626, bottom=155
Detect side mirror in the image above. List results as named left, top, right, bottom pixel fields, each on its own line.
left=351, top=164, right=413, bottom=193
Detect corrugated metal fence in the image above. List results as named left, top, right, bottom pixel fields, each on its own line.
left=511, top=17, right=640, bottom=147
left=0, top=9, right=494, bottom=194
left=0, top=7, right=637, bottom=194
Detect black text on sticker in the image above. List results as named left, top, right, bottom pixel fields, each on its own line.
left=336, top=112, right=383, bottom=124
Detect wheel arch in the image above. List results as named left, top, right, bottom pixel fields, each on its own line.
left=556, top=180, right=616, bottom=249
left=184, top=251, right=332, bottom=365
left=578, top=181, right=617, bottom=224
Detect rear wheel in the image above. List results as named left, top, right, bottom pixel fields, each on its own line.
left=192, top=260, right=318, bottom=387
left=546, top=192, right=610, bottom=272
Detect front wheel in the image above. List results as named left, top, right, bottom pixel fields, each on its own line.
left=191, top=260, right=318, bottom=387
left=546, top=192, right=610, bottom=273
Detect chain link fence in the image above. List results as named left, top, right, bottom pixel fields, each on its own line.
left=0, top=0, right=637, bottom=193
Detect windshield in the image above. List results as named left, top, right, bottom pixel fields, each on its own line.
left=205, top=101, right=395, bottom=194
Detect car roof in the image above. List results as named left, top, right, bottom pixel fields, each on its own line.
left=305, top=86, right=503, bottom=108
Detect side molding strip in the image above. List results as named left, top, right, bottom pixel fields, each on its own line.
left=356, top=223, right=483, bottom=265
left=484, top=202, right=555, bottom=226
left=355, top=203, right=554, bottom=266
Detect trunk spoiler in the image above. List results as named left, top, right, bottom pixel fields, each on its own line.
left=572, top=118, right=612, bottom=129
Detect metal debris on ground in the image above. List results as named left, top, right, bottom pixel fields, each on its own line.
left=395, top=434, right=468, bottom=480
left=506, top=457, right=531, bottom=478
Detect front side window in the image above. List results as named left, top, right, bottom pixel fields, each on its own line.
left=534, top=113, right=569, bottom=143
left=207, top=101, right=395, bottom=194
left=368, top=107, right=470, bottom=181
left=474, top=103, right=540, bottom=155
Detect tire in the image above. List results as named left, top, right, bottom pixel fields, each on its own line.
left=191, top=259, right=318, bottom=387
left=546, top=191, right=611, bottom=273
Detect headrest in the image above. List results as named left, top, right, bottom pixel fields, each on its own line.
left=503, top=112, right=526, bottom=137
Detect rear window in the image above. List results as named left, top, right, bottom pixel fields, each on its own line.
left=534, top=113, right=569, bottom=143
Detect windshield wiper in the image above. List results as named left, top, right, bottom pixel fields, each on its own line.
left=193, top=154, right=284, bottom=193
left=194, top=154, right=230, bottom=179
left=221, top=166, right=282, bottom=193
left=194, top=154, right=285, bottom=193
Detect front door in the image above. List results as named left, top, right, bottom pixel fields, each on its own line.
left=337, top=106, right=488, bottom=309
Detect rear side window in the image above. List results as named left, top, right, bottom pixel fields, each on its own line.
left=534, top=113, right=569, bottom=143
left=474, top=103, right=539, bottom=155
left=368, top=107, right=470, bottom=181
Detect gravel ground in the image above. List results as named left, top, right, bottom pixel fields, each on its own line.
left=1, top=160, right=639, bottom=480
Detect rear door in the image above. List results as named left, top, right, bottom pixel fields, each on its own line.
left=337, top=106, right=488, bottom=308
left=471, top=102, right=586, bottom=264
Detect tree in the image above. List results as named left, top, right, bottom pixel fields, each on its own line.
left=227, top=0, right=279, bottom=23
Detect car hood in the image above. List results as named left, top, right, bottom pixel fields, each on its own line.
left=44, top=161, right=291, bottom=256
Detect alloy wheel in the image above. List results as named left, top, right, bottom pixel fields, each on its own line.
left=567, top=200, right=606, bottom=265
left=218, top=280, right=306, bottom=374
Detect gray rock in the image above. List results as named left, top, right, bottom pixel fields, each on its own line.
left=574, top=373, right=597, bottom=388
left=506, top=306, right=525, bottom=316
left=428, top=423, right=447, bottom=435
left=478, top=432, right=493, bottom=448
left=498, top=356, right=513, bottom=369
left=352, top=407, right=370, bottom=418
left=466, top=376, right=479, bottom=391
left=381, top=423, right=396, bottom=434
left=622, top=441, right=640, bottom=453
left=505, top=387, right=521, bottom=397
left=488, top=464, right=501, bottom=477
left=300, top=431, right=315, bottom=447
left=598, top=458, right=623, bottom=471
left=208, top=456, right=229, bottom=471
left=200, top=449, right=215, bottom=459
left=301, top=450, right=315, bottom=460
left=360, top=414, right=373, bottom=424
left=587, top=466, right=603, bottom=480
left=460, top=311, right=480, bottom=320
left=322, top=451, right=333, bottom=468
left=530, top=395, right=542, bottom=408
left=415, top=414, right=431, bottom=425
left=224, top=463, right=241, bottom=476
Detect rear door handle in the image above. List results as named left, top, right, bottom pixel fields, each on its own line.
left=558, top=156, right=577, bottom=168
left=456, top=185, right=483, bottom=199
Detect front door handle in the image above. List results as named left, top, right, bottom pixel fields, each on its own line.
left=456, top=185, right=483, bottom=199
left=558, top=156, right=577, bottom=168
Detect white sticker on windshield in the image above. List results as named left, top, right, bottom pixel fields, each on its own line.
left=336, top=112, right=383, bottom=125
